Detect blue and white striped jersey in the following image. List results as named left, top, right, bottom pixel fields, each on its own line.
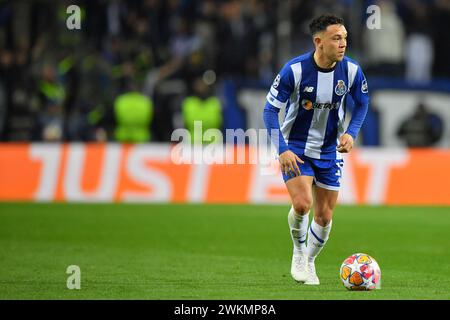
left=264, top=51, right=369, bottom=160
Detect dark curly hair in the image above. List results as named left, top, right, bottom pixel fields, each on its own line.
left=309, top=14, right=345, bottom=36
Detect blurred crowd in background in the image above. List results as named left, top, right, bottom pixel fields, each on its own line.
left=0, top=0, right=449, bottom=145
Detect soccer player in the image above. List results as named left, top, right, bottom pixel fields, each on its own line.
left=263, top=14, right=369, bottom=285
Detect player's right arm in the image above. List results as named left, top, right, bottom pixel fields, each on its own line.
left=338, top=65, right=370, bottom=154
left=263, top=63, right=304, bottom=176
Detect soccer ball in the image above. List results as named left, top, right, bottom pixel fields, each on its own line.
left=339, top=253, right=381, bottom=291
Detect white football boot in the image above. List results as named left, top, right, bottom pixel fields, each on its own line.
left=304, top=259, right=320, bottom=285
left=290, top=251, right=308, bottom=282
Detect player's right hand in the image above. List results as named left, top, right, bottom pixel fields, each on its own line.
left=279, top=150, right=304, bottom=177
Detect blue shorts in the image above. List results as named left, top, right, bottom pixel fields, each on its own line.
left=282, top=154, right=344, bottom=191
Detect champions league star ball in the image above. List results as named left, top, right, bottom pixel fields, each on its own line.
left=339, top=253, right=381, bottom=291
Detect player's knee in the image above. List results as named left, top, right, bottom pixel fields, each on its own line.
left=292, top=198, right=312, bottom=215
left=314, top=212, right=332, bottom=227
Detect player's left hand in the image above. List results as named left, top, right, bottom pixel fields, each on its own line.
left=337, top=133, right=354, bottom=153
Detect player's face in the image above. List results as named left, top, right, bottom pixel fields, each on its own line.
left=319, top=24, right=347, bottom=62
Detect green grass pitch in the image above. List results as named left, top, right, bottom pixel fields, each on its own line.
left=0, top=203, right=449, bottom=299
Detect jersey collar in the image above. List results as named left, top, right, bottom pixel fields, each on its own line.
left=310, top=51, right=339, bottom=73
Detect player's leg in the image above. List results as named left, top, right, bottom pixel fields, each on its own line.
left=304, top=186, right=339, bottom=284
left=285, top=171, right=314, bottom=282
left=286, top=175, right=314, bottom=252
left=308, top=185, right=338, bottom=258
left=304, top=158, right=342, bottom=285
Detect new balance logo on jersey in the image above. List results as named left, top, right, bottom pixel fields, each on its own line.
left=303, top=86, right=314, bottom=92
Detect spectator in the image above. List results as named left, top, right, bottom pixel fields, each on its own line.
left=402, top=0, right=434, bottom=83
left=397, top=102, right=444, bottom=147
left=182, top=76, right=222, bottom=144
left=215, top=0, right=259, bottom=77
left=363, top=0, right=405, bottom=77
left=35, top=63, right=65, bottom=141
left=432, top=0, right=450, bottom=78
left=113, top=83, right=153, bottom=143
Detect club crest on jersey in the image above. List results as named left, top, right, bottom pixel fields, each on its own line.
left=335, top=80, right=347, bottom=96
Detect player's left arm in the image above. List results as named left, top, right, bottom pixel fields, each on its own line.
left=338, top=66, right=369, bottom=153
